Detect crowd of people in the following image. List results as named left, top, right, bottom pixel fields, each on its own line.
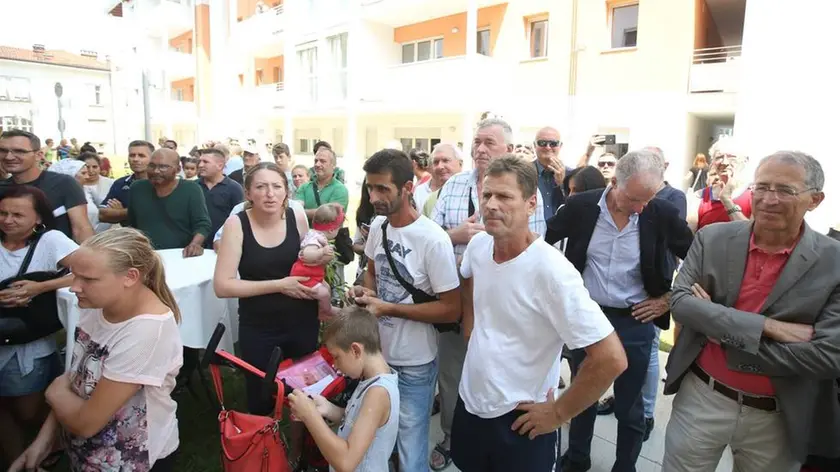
left=0, top=119, right=838, bottom=472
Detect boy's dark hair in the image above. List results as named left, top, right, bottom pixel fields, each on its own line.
left=363, top=148, right=414, bottom=190
left=313, top=140, right=332, bottom=155
left=78, top=151, right=100, bottom=165
left=272, top=142, right=291, bottom=157
left=0, top=129, right=41, bottom=150
left=324, top=306, right=382, bottom=354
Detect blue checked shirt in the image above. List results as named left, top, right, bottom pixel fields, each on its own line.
left=432, top=169, right=546, bottom=256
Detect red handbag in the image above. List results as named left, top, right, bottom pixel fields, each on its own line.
left=210, top=351, right=291, bottom=472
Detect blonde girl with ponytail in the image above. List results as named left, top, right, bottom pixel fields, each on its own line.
left=10, top=228, right=184, bottom=472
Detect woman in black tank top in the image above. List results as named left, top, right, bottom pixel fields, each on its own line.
left=213, top=163, right=319, bottom=414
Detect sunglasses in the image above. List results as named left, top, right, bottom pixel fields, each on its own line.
left=597, top=161, right=616, bottom=168
left=536, top=140, right=560, bottom=148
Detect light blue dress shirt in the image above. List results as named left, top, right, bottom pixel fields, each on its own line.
left=582, top=185, right=647, bottom=308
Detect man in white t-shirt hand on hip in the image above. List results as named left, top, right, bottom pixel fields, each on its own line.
left=348, top=148, right=461, bottom=472
left=452, top=155, right=627, bottom=472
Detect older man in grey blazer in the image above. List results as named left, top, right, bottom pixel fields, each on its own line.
left=663, top=151, right=840, bottom=472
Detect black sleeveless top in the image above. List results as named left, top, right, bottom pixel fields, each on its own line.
left=237, top=208, right=317, bottom=329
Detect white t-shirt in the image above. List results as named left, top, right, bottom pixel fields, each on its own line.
left=413, top=181, right=433, bottom=211
left=66, top=309, right=183, bottom=470
left=364, top=215, right=459, bottom=366
left=0, top=230, right=78, bottom=375
left=459, top=232, right=614, bottom=419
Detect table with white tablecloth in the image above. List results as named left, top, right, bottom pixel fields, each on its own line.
left=57, top=249, right=239, bottom=370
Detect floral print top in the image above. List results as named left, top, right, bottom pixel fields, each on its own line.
left=65, top=309, right=183, bottom=471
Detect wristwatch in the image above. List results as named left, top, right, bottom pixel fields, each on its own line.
left=726, top=204, right=742, bottom=215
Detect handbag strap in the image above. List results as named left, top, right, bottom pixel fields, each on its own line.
left=380, top=221, right=433, bottom=302
left=209, top=350, right=286, bottom=419
left=467, top=187, right=475, bottom=218
left=17, top=231, right=45, bottom=278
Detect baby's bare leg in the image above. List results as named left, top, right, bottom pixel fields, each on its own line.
left=314, top=283, right=335, bottom=321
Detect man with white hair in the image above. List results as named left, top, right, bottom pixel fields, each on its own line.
left=693, top=136, right=751, bottom=231
left=428, top=118, right=546, bottom=470
left=415, top=143, right=463, bottom=214
left=664, top=151, right=840, bottom=472
left=546, top=149, right=693, bottom=472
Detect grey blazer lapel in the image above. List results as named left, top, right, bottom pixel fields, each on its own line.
left=760, top=224, right=819, bottom=311
left=723, top=223, right=752, bottom=306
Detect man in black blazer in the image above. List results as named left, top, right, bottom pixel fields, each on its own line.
left=546, top=149, right=693, bottom=472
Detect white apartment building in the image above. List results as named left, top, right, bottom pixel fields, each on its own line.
left=0, top=46, right=117, bottom=153
left=106, top=0, right=838, bottom=230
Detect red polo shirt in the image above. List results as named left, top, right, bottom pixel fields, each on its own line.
left=697, top=187, right=753, bottom=230
left=696, top=231, right=798, bottom=396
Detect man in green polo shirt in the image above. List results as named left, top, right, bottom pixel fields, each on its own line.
left=295, top=147, right=349, bottom=219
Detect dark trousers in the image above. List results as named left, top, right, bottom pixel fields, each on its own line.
left=566, top=312, right=655, bottom=472
left=150, top=450, right=177, bottom=471
left=238, top=321, right=318, bottom=415
left=451, top=397, right=557, bottom=472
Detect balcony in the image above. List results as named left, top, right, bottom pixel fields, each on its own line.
left=250, top=83, right=286, bottom=116
left=136, top=0, right=194, bottom=36
left=166, top=50, right=195, bottom=81
left=359, top=55, right=511, bottom=112
left=361, top=0, right=503, bottom=27
left=231, top=5, right=286, bottom=56
left=689, top=45, right=742, bottom=93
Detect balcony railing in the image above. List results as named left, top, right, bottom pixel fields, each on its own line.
left=232, top=4, right=286, bottom=52
left=253, top=83, right=286, bottom=112
left=689, top=45, right=742, bottom=93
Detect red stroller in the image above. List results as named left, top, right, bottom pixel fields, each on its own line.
left=202, top=323, right=348, bottom=472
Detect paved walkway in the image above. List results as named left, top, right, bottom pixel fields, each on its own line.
left=428, top=351, right=735, bottom=472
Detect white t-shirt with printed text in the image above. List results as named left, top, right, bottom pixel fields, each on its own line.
left=66, top=309, right=183, bottom=470
left=364, top=215, right=459, bottom=366
left=459, top=232, right=614, bottom=419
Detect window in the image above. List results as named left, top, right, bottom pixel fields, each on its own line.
left=477, top=29, right=491, bottom=56
left=327, top=33, right=348, bottom=100
left=256, top=69, right=264, bottom=85
left=1, top=77, right=31, bottom=102
left=298, top=138, right=318, bottom=154
left=400, top=38, right=444, bottom=64
left=611, top=4, right=639, bottom=49
left=273, top=66, right=281, bottom=83
left=529, top=19, right=548, bottom=58
left=298, top=46, right=318, bottom=103
left=399, top=137, right=439, bottom=152
left=94, top=85, right=101, bottom=105
left=0, top=116, right=33, bottom=133
left=238, top=74, right=244, bottom=87
left=173, top=89, right=184, bottom=101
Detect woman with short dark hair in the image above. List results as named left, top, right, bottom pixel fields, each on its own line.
left=0, top=186, right=77, bottom=466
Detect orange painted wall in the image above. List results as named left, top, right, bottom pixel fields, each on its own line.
left=393, top=4, right=508, bottom=56
left=694, top=0, right=722, bottom=49
left=237, top=0, right=282, bottom=22
left=195, top=4, right=211, bottom=114
left=254, top=55, right=284, bottom=85
left=168, top=31, right=193, bottom=53
left=171, top=78, right=195, bottom=101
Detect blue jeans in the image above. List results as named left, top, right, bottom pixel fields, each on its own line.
left=642, top=327, right=661, bottom=419
left=566, top=314, right=655, bottom=472
left=393, top=359, right=438, bottom=472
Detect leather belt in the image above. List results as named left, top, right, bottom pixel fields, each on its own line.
left=599, top=306, right=633, bottom=317
left=690, top=364, right=777, bottom=412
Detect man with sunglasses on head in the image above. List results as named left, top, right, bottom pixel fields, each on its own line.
left=0, top=130, right=93, bottom=243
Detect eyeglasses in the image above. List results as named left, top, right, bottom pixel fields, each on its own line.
left=0, top=147, right=37, bottom=158
left=750, top=184, right=816, bottom=200
left=598, top=161, right=616, bottom=168
left=536, top=140, right=560, bottom=148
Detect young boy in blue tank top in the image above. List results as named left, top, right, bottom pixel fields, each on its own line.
left=288, top=307, right=399, bottom=472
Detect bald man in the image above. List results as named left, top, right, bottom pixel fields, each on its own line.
left=533, top=127, right=576, bottom=218
left=127, top=148, right=211, bottom=257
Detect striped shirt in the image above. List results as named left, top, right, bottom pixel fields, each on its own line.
left=432, top=169, right=546, bottom=256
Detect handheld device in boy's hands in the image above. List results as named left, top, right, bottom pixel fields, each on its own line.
left=290, top=203, right=345, bottom=321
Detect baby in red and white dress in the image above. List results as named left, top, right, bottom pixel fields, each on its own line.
left=290, top=203, right=344, bottom=320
